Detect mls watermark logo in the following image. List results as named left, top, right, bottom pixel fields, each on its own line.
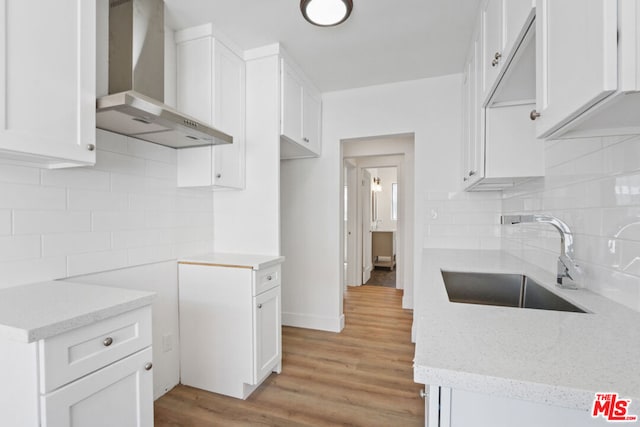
left=592, top=393, right=638, bottom=422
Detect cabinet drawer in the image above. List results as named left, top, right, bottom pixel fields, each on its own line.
left=39, top=306, right=152, bottom=394
left=254, top=265, right=281, bottom=295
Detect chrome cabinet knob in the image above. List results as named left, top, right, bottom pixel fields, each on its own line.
left=463, top=177, right=469, bottom=182
left=469, top=171, right=476, bottom=176
left=494, top=52, right=502, bottom=60
left=144, top=363, right=153, bottom=371
left=103, top=337, right=113, bottom=347
left=303, top=137, right=310, bottom=143
left=257, top=304, right=263, bottom=309
left=87, top=144, right=96, bottom=151
left=267, top=275, right=273, bottom=281
left=216, top=173, right=222, bottom=179
left=419, top=389, right=428, bottom=399
left=530, top=110, right=541, bottom=121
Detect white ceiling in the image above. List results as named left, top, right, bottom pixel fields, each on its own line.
left=164, top=0, right=482, bottom=93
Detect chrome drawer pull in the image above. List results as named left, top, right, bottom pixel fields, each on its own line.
left=144, top=363, right=153, bottom=371
left=103, top=337, right=113, bottom=347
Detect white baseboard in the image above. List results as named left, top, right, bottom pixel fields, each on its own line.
left=282, top=312, right=344, bottom=332
left=403, top=294, right=413, bottom=310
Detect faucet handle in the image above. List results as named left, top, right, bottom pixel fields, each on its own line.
left=557, top=255, right=582, bottom=289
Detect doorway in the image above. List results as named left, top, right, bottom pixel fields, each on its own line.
left=363, top=166, right=397, bottom=288
left=341, top=134, right=414, bottom=300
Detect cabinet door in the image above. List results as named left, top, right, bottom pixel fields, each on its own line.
left=503, top=0, right=534, bottom=57
left=534, top=0, right=618, bottom=138
left=253, top=286, right=281, bottom=384
left=41, top=347, right=153, bottom=427
left=212, top=41, right=246, bottom=189
left=482, top=0, right=505, bottom=100
left=0, top=0, right=96, bottom=168
left=176, top=37, right=213, bottom=125
left=465, top=28, right=483, bottom=188
left=302, top=89, right=321, bottom=155
left=281, top=61, right=303, bottom=143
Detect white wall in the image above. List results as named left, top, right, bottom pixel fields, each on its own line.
left=213, top=52, right=281, bottom=255
left=280, top=74, right=502, bottom=332
left=502, top=135, right=640, bottom=312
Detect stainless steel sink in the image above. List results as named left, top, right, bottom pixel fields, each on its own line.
left=441, top=271, right=587, bottom=313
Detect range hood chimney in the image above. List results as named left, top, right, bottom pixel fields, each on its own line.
left=96, top=0, right=232, bottom=149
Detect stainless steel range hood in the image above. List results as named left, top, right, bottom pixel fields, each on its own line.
left=96, top=0, right=232, bottom=149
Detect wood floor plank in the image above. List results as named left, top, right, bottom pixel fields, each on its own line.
left=154, top=286, right=424, bottom=426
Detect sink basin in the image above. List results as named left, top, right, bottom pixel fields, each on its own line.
left=441, top=271, right=587, bottom=313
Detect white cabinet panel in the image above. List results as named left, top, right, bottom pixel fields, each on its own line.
left=178, top=260, right=283, bottom=400
left=482, top=0, right=505, bottom=99
left=176, top=26, right=246, bottom=189
left=534, top=0, right=618, bottom=138
left=0, top=0, right=96, bottom=168
left=281, top=61, right=303, bottom=145
left=280, top=58, right=322, bottom=159
left=41, top=347, right=153, bottom=427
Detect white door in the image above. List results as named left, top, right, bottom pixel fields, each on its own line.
left=253, top=286, right=281, bottom=384
left=362, top=170, right=373, bottom=284
left=345, top=163, right=358, bottom=289
left=534, top=0, right=618, bottom=138
left=41, top=347, right=153, bottom=427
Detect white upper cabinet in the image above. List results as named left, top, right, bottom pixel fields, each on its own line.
left=533, top=0, right=618, bottom=138
left=280, top=58, right=322, bottom=159
left=0, top=0, right=96, bottom=168
left=533, top=0, right=640, bottom=139
left=482, top=0, right=535, bottom=104
left=176, top=24, right=246, bottom=189
left=463, top=0, right=543, bottom=191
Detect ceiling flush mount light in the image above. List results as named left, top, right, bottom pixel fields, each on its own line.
left=300, top=0, right=353, bottom=27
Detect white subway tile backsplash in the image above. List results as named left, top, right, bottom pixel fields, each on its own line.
left=0, top=235, right=41, bottom=261
left=0, top=131, right=214, bottom=287
left=503, top=134, right=640, bottom=312
left=13, top=211, right=91, bottom=235
left=42, top=232, right=111, bottom=256
left=41, top=167, right=110, bottom=190
left=146, top=159, right=177, bottom=181
left=92, top=211, right=146, bottom=232
left=68, top=189, right=129, bottom=211
left=0, top=211, right=10, bottom=235
left=96, top=129, right=128, bottom=154
left=0, top=182, right=66, bottom=210
left=0, top=163, right=41, bottom=184
left=127, top=137, right=176, bottom=164
left=112, top=229, right=172, bottom=249
left=94, top=150, right=147, bottom=176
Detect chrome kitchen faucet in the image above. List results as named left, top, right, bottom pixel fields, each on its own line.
left=501, top=215, right=581, bottom=289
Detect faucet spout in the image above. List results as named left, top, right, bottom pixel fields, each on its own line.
left=501, top=214, right=581, bottom=289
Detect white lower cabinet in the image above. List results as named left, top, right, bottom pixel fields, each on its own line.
left=0, top=305, right=154, bottom=427
left=425, top=385, right=610, bottom=427
left=178, top=261, right=282, bottom=399
left=41, top=347, right=153, bottom=427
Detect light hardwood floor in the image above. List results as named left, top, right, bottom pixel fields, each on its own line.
left=154, top=285, right=424, bottom=426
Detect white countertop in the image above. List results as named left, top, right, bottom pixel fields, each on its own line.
left=178, top=252, right=285, bottom=270
left=0, top=281, right=154, bottom=343
left=413, top=249, right=640, bottom=411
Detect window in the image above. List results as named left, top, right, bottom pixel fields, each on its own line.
left=391, top=183, right=398, bottom=220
